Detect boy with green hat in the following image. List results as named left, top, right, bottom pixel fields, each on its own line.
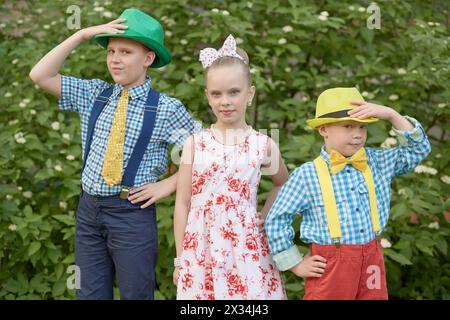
left=29, top=8, right=200, bottom=299
left=265, top=87, right=431, bottom=299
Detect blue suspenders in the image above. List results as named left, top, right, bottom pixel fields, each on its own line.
left=83, top=86, right=160, bottom=199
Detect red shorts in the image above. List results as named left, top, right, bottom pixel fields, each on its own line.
left=303, top=238, right=388, bottom=300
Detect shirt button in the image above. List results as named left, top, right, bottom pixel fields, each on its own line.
left=347, top=169, right=351, bottom=173
left=356, top=207, right=359, bottom=211
left=360, top=229, right=364, bottom=233
left=351, top=187, right=355, bottom=191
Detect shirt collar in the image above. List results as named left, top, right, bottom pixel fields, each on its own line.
left=319, top=145, right=331, bottom=165
left=112, top=75, right=152, bottom=101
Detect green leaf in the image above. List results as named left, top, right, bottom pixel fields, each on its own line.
left=52, top=280, right=66, bottom=297
left=415, top=241, right=434, bottom=256
left=52, top=215, right=75, bottom=226
left=3, top=279, right=20, bottom=293
left=285, top=282, right=303, bottom=292
left=28, top=241, right=42, bottom=256
left=384, top=249, right=413, bottom=265
left=435, top=237, right=448, bottom=255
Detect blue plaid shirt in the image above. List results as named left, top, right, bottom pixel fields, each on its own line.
left=59, top=75, right=201, bottom=196
left=265, top=116, right=431, bottom=271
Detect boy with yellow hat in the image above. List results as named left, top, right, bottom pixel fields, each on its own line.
left=265, top=87, right=431, bottom=299
left=30, top=8, right=199, bottom=299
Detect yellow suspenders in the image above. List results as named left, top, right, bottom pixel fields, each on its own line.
left=313, top=156, right=381, bottom=247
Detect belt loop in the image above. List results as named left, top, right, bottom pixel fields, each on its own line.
left=376, top=233, right=382, bottom=243
left=333, top=238, right=341, bottom=249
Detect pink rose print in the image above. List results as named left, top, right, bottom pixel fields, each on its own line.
left=220, top=220, right=239, bottom=246
left=227, top=177, right=242, bottom=193
left=226, top=272, right=248, bottom=297
left=183, top=231, right=199, bottom=251
left=182, top=272, right=194, bottom=291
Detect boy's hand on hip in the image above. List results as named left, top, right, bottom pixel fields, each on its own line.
left=128, top=179, right=174, bottom=208
left=79, top=19, right=128, bottom=41
left=290, top=253, right=327, bottom=278
left=348, top=101, right=397, bottom=121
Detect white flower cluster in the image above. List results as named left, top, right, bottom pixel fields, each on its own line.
left=440, top=175, right=450, bottom=185
left=318, top=11, right=329, bottom=21
left=428, top=222, right=439, bottom=229
left=51, top=121, right=60, bottom=131
left=381, top=137, right=397, bottom=148
left=19, top=98, right=31, bottom=108
left=282, top=25, right=293, bottom=33
left=14, top=132, right=26, bottom=144
left=23, top=191, right=33, bottom=198
left=380, top=238, right=392, bottom=248
left=414, top=165, right=437, bottom=175
left=389, top=94, right=399, bottom=101
left=59, top=201, right=68, bottom=210
left=361, top=91, right=375, bottom=99
left=211, top=9, right=230, bottom=15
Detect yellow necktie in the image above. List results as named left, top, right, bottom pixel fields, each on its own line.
left=329, top=148, right=368, bottom=175
left=102, top=88, right=129, bottom=186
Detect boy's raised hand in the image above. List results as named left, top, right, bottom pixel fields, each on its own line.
left=79, top=19, right=128, bottom=41
left=347, top=101, right=395, bottom=121
left=290, top=253, right=327, bottom=278
left=348, top=100, right=415, bottom=131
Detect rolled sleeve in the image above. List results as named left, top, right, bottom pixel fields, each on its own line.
left=273, top=245, right=304, bottom=271
left=373, top=115, right=431, bottom=178
left=392, top=116, right=425, bottom=146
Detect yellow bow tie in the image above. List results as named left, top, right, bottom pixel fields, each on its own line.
left=329, top=148, right=368, bottom=174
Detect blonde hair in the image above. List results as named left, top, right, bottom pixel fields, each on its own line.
left=205, top=47, right=252, bottom=86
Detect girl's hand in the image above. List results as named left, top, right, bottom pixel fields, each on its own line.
left=173, top=268, right=179, bottom=286
left=348, top=101, right=396, bottom=121
left=79, top=19, right=128, bottom=41
left=256, top=211, right=265, bottom=233
left=290, top=253, right=327, bottom=278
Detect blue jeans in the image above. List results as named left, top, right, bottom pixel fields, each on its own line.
left=75, top=189, right=158, bottom=300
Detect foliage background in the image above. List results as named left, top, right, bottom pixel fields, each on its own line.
left=0, top=0, right=449, bottom=299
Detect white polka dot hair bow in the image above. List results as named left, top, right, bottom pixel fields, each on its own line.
left=199, top=34, right=246, bottom=69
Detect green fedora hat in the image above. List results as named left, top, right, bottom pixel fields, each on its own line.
left=95, top=8, right=172, bottom=68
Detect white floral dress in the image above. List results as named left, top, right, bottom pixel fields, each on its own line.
left=177, top=128, right=286, bottom=300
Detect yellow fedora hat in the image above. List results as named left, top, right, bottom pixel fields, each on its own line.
left=306, top=87, right=379, bottom=129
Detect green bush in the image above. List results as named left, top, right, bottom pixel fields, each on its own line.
left=0, top=0, right=449, bottom=299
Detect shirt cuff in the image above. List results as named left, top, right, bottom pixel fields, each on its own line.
left=392, top=116, right=424, bottom=146
left=272, top=245, right=304, bottom=271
